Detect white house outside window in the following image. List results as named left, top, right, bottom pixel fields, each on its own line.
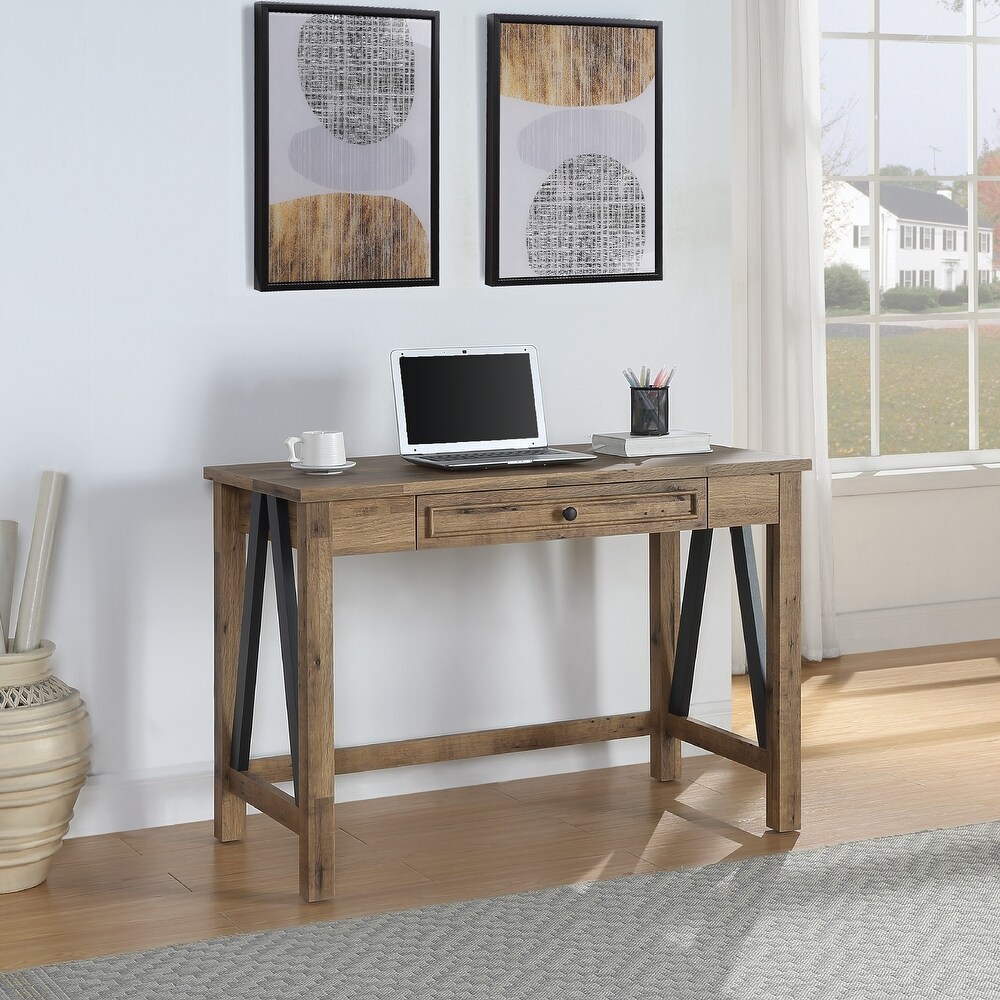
left=821, top=0, right=1000, bottom=467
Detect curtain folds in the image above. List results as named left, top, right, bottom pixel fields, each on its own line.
left=733, top=0, right=840, bottom=661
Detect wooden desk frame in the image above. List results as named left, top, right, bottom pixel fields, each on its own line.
left=206, top=447, right=809, bottom=902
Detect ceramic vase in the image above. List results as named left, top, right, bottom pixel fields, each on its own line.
left=0, top=640, right=91, bottom=892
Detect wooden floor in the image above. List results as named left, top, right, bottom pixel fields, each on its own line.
left=2, top=639, right=1000, bottom=971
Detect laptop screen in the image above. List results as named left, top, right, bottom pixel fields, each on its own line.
left=391, top=346, right=548, bottom=453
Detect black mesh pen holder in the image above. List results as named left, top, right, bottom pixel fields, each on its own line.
left=630, top=386, right=669, bottom=435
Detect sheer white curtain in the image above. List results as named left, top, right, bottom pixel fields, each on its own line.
left=732, top=0, right=840, bottom=661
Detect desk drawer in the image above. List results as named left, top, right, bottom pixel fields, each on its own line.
left=417, top=479, right=706, bottom=548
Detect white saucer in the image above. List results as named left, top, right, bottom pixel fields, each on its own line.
left=291, top=461, right=356, bottom=475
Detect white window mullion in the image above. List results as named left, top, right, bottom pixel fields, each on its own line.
left=870, top=8, right=881, bottom=457
left=969, top=25, right=979, bottom=450
left=970, top=316, right=980, bottom=451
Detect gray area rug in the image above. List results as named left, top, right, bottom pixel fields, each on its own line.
left=2, top=821, right=999, bottom=999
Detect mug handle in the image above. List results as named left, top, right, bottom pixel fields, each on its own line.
left=284, top=436, right=301, bottom=462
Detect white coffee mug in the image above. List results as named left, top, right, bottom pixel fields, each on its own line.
left=285, top=431, right=346, bottom=467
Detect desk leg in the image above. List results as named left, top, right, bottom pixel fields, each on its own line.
left=765, top=472, right=802, bottom=831
left=214, top=483, right=247, bottom=843
left=296, top=502, right=336, bottom=901
left=649, top=532, right=681, bottom=781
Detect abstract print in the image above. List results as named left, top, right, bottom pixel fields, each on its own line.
left=487, top=17, right=661, bottom=285
left=256, top=5, right=437, bottom=289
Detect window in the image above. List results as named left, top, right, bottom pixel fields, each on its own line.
left=821, top=1, right=1000, bottom=467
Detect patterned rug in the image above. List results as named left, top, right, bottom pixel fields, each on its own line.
left=2, top=821, right=999, bottom=999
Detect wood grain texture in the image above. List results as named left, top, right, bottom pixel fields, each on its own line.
left=707, top=475, right=779, bottom=527
left=204, top=447, right=812, bottom=505
left=242, top=714, right=653, bottom=782
left=338, top=714, right=653, bottom=771
left=9, top=640, right=1000, bottom=969
left=213, top=483, right=247, bottom=844
left=228, top=771, right=299, bottom=834
left=236, top=496, right=416, bottom=554
left=268, top=193, right=429, bottom=284
left=296, top=502, right=336, bottom=901
left=208, top=450, right=810, bottom=900
left=765, top=471, right=803, bottom=831
left=649, top=532, right=681, bottom=781
left=664, top=714, right=767, bottom=772
left=418, top=480, right=705, bottom=548
left=499, top=22, right=656, bottom=107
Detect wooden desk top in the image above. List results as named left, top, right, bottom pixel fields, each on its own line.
left=204, top=445, right=811, bottom=503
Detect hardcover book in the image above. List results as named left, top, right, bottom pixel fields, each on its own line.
left=591, top=430, right=712, bottom=457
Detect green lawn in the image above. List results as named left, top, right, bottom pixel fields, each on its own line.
left=827, top=324, right=1000, bottom=457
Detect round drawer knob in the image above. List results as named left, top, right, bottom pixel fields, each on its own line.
left=562, top=506, right=578, bottom=522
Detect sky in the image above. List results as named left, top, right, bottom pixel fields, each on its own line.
left=820, top=0, right=1000, bottom=178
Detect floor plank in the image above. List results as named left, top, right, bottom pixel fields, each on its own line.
left=1, top=640, right=999, bottom=970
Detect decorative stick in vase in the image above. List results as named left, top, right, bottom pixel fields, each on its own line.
left=13, top=472, right=66, bottom=654
left=0, top=521, right=16, bottom=654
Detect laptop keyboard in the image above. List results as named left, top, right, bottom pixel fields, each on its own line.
left=434, top=448, right=551, bottom=462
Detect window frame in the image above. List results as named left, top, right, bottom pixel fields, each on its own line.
left=823, top=4, right=1000, bottom=474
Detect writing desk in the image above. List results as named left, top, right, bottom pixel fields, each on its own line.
left=205, top=446, right=810, bottom=902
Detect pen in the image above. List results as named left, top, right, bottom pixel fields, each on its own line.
left=623, top=365, right=675, bottom=388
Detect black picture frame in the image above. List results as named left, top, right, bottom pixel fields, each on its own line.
left=486, top=13, right=663, bottom=287
left=254, top=3, right=439, bottom=291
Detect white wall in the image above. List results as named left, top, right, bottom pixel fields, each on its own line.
left=0, top=0, right=733, bottom=836
left=833, top=474, right=1000, bottom=653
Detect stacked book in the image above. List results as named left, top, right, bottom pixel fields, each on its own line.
left=591, top=430, right=712, bottom=458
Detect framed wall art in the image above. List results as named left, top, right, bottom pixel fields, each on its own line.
left=254, top=3, right=439, bottom=291
left=486, top=14, right=662, bottom=286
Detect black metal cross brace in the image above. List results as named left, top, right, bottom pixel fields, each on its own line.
left=667, top=527, right=768, bottom=747
left=230, top=493, right=300, bottom=798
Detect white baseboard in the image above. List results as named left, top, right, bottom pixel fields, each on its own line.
left=70, top=765, right=216, bottom=839
left=68, top=699, right=733, bottom=839
left=836, top=598, right=1000, bottom=655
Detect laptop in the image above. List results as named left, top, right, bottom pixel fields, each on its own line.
left=390, top=346, right=598, bottom=470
